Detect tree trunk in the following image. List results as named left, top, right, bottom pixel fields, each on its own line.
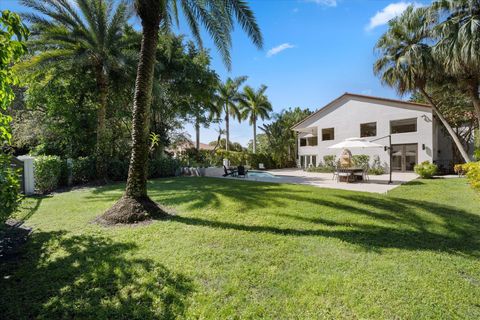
left=468, top=82, right=480, bottom=132
left=225, top=106, right=230, bottom=152
left=252, top=117, right=257, bottom=153
left=95, top=63, right=108, bottom=179
left=195, top=118, right=200, bottom=150
left=420, top=88, right=471, bottom=163
left=125, top=22, right=160, bottom=198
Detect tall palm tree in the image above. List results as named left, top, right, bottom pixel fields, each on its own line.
left=431, top=0, right=480, bottom=130
left=215, top=76, right=247, bottom=152
left=239, top=85, right=272, bottom=153
left=374, top=5, right=471, bottom=162
left=21, top=0, right=133, bottom=178
left=102, top=0, right=262, bottom=223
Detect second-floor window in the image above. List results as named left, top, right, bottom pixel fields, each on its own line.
left=299, top=136, right=318, bottom=146
left=322, top=128, right=334, bottom=141
left=390, top=118, right=417, bottom=134
left=360, top=122, right=377, bottom=137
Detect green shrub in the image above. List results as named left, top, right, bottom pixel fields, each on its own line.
left=352, top=155, right=370, bottom=168
left=107, top=158, right=130, bottom=181
left=35, top=155, right=63, bottom=193
left=455, top=162, right=480, bottom=192
left=0, top=155, right=21, bottom=223
left=149, top=157, right=180, bottom=178
left=474, top=149, right=480, bottom=161
left=368, top=155, right=385, bottom=175
left=414, top=161, right=438, bottom=179
left=323, top=155, right=336, bottom=170
left=71, top=157, right=96, bottom=184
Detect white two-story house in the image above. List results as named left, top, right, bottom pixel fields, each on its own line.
left=292, top=93, right=459, bottom=172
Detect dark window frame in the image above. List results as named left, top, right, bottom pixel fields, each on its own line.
left=360, top=122, right=377, bottom=138
left=322, top=128, right=335, bottom=141
left=390, top=118, right=417, bottom=134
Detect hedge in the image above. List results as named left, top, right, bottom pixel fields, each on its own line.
left=35, top=155, right=64, bottom=194
left=414, top=161, right=438, bottom=179
left=0, top=155, right=21, bottom=223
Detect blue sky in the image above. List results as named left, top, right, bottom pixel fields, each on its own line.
left=0, top=0, right=426, bottom=146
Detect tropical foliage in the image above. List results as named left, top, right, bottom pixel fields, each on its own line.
left=239, top=85, right=272, bottom=153
left=0, top=10, right=28, bottom=222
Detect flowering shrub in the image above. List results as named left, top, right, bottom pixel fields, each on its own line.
left=455, top=162, right=480, bottom=192
left=414, top=161, right=437, bottom=179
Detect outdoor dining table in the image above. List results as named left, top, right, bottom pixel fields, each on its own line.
left=338, top=167, right=364, bottom=182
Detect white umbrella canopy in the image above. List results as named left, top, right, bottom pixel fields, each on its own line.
left=327, top=137, right=383, bottom=149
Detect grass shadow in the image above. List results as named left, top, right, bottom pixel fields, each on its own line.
left=0, top=230, right=193, bottom=319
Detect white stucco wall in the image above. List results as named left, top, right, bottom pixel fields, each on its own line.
left=296, top=96, right=434, bottom=170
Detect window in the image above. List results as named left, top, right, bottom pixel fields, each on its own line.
left=322, top=128, right=334, bottom=141
left=307, top=136, right=318, bottom=146
left=390, top=118, right=417, bottom=134
left=360, top=122, right=377, bottom=137
left=300, top=138, right=307, bottom=146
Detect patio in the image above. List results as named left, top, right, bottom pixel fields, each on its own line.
left=206, top=167, right=418, bottom=194
left=266, top=168, right=418, bottom=193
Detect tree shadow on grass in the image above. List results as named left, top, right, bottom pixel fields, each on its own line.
left=0, top=231, right=193, bottom=319
left=167, top=192, right=480, bottom=258
left=88, top=177, right=304, bottom=211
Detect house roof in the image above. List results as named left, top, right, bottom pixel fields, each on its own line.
left=291, top=92, right=431, bottom=130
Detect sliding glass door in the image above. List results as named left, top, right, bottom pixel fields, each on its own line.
left=392, top=144, right=418, bottom=172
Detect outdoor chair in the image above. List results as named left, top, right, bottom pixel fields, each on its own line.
left=337, top=168, right=353, bottom=183
left=354, top=167, right=369, bottom=181
left=332, top=165, right=339, bottom=181
left=237, top=165, right=248, bottom=178
left=223, top=165, right=236, bottom=177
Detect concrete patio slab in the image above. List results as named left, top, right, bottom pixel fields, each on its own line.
left=207, top=168, right=418, bottom=194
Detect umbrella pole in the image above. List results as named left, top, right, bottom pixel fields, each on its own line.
left=370, top=134, right=393, bottom=184
left=388, top=135, right=392, bottom=184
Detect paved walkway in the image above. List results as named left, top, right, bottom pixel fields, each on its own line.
left=210, top=168, right=418, bottom=194
left=266, top=169, right=418, bottom=193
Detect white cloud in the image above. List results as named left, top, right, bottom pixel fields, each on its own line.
left=305, top=0, right=338, bottom=7
left=366, top=2, right=422, bottom=31
left=266, top=43, right=295, bottom=58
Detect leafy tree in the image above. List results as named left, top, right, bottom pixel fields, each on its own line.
left=373, top=5, right=471, bottom=162
left=431, top=0, right=480, bottom=130
left=0, top=10, right=28, bottom=222
left=208, top=138, right=244, bottom=152
left=214, top=76, right=248, bottom=152
left=20, top=0, right=133, bottom=178
left=260, top=107, right=312, bottom=168
left=247, top=133, right=269, bottom=154
left=239, top=85, right=272, bottom=153
left=101, top=0, right=263, bottom=223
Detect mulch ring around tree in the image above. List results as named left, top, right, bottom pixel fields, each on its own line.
left=0, top=219, right=32, bottom=264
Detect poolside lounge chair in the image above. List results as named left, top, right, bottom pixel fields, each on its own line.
left=237, top=165, right=248, bottom=178
left=223, top=165, right=236, bottom=177
left=258, top=163, right=265, bottom=170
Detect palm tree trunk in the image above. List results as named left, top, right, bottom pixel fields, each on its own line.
left=195, top=118, right=200, bottom=150
left=420, top=88, right=471, bottom=163
left=95, top=64, right=108, bottom=179
left=125, top=21, right=160, bottom=198
left=225, top=107, right=230, bottom=152
left=252, top=117, right=257, bottom=153
left=468, top=82, right=480, bottom=132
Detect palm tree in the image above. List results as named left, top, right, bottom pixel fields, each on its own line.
left=21, top=0, right=133, bottom=178
left=239, top=85, right=272, bottom=153
left=374, top=5, right=471, bottom=162
left=214, top=76, right=248, bottom=152
left=102, top=0, right=262, bottom=223
left=431, top=0, right=480, bottom=130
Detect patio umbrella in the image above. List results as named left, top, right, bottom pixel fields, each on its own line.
left=327, top=137, right=383, bottom=149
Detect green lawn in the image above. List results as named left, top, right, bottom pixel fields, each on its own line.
left=1, top=177, right=480, bottom=319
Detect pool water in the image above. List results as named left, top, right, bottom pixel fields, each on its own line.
left=247, top=170, right=278, bottom=178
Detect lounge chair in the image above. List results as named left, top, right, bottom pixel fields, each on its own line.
left=223, top=165, right=236, bottom=177
left=354, top=167, right=369, bottom=181
left=237, top=165, right=248, bottom=178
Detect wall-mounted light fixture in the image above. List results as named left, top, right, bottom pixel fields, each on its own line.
left=422, top=144, right=425, bottom=150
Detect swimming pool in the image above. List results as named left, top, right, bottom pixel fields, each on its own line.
left=247, top=170, right=278, bottom=178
